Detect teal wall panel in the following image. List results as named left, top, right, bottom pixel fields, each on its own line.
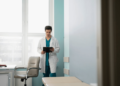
left=54, top=0, right=64, bottom=76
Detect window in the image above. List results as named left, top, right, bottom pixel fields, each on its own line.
left=28, top=0, right=49, bottom=33
left=0, top=0, right=22, bottom=32
left=0, top=0, right=53, bottom=66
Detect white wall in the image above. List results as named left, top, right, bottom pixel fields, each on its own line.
left=67, top=0, right=97, bottom=84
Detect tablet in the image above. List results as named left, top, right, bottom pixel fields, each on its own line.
left=43, top=47, right=53, bottom=52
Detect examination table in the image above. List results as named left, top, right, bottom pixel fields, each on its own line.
left=42, top=77, right=90, bottom=86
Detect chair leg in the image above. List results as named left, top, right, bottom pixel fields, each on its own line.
left=24, top=79, right=27, bottom=86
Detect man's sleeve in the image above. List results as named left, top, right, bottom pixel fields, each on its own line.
left=37, top=39, right=42, bottom=54
left=52, top=39, right=60, bottom=54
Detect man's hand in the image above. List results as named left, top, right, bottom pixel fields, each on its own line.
left=41, top=51, right=46, bottom=54
left=50, top=48, right=54, bottom=52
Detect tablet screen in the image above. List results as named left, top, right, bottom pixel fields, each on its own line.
left=43, top=47, right=53, bottom=52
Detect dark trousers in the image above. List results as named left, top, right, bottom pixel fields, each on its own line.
left=42, top=66, right=56, bottom=86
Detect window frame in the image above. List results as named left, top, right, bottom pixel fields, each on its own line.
left=0, top=0, right=54, bottom=67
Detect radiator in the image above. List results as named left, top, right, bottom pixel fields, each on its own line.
left=15, top=71, right=32, bottom=86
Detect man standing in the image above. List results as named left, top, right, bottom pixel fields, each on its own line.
left=37, top=26, right=60, bottom=86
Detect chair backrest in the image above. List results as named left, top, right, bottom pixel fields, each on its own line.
left=27, top=56, right=40, bottom=77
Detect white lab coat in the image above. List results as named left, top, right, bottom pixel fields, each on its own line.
left=37, top=36, right=60, bottom=73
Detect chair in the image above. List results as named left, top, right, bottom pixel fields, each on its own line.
left=14, top=56, right=41, bottom=86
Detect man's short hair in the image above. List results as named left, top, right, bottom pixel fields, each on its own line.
left=45, top=26, right=52, bottom=31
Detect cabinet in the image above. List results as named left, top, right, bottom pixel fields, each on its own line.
left=0, top=65, right=16, bottom=86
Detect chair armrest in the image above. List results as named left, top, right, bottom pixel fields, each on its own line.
left=28, top=67, right=41, bottom=70
left=26, top=67, right=41, bottom=79
left=15, top=67, right=27, bottom=70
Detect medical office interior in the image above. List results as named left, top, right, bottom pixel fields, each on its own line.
left=0, top=0, right=120, bottom=86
